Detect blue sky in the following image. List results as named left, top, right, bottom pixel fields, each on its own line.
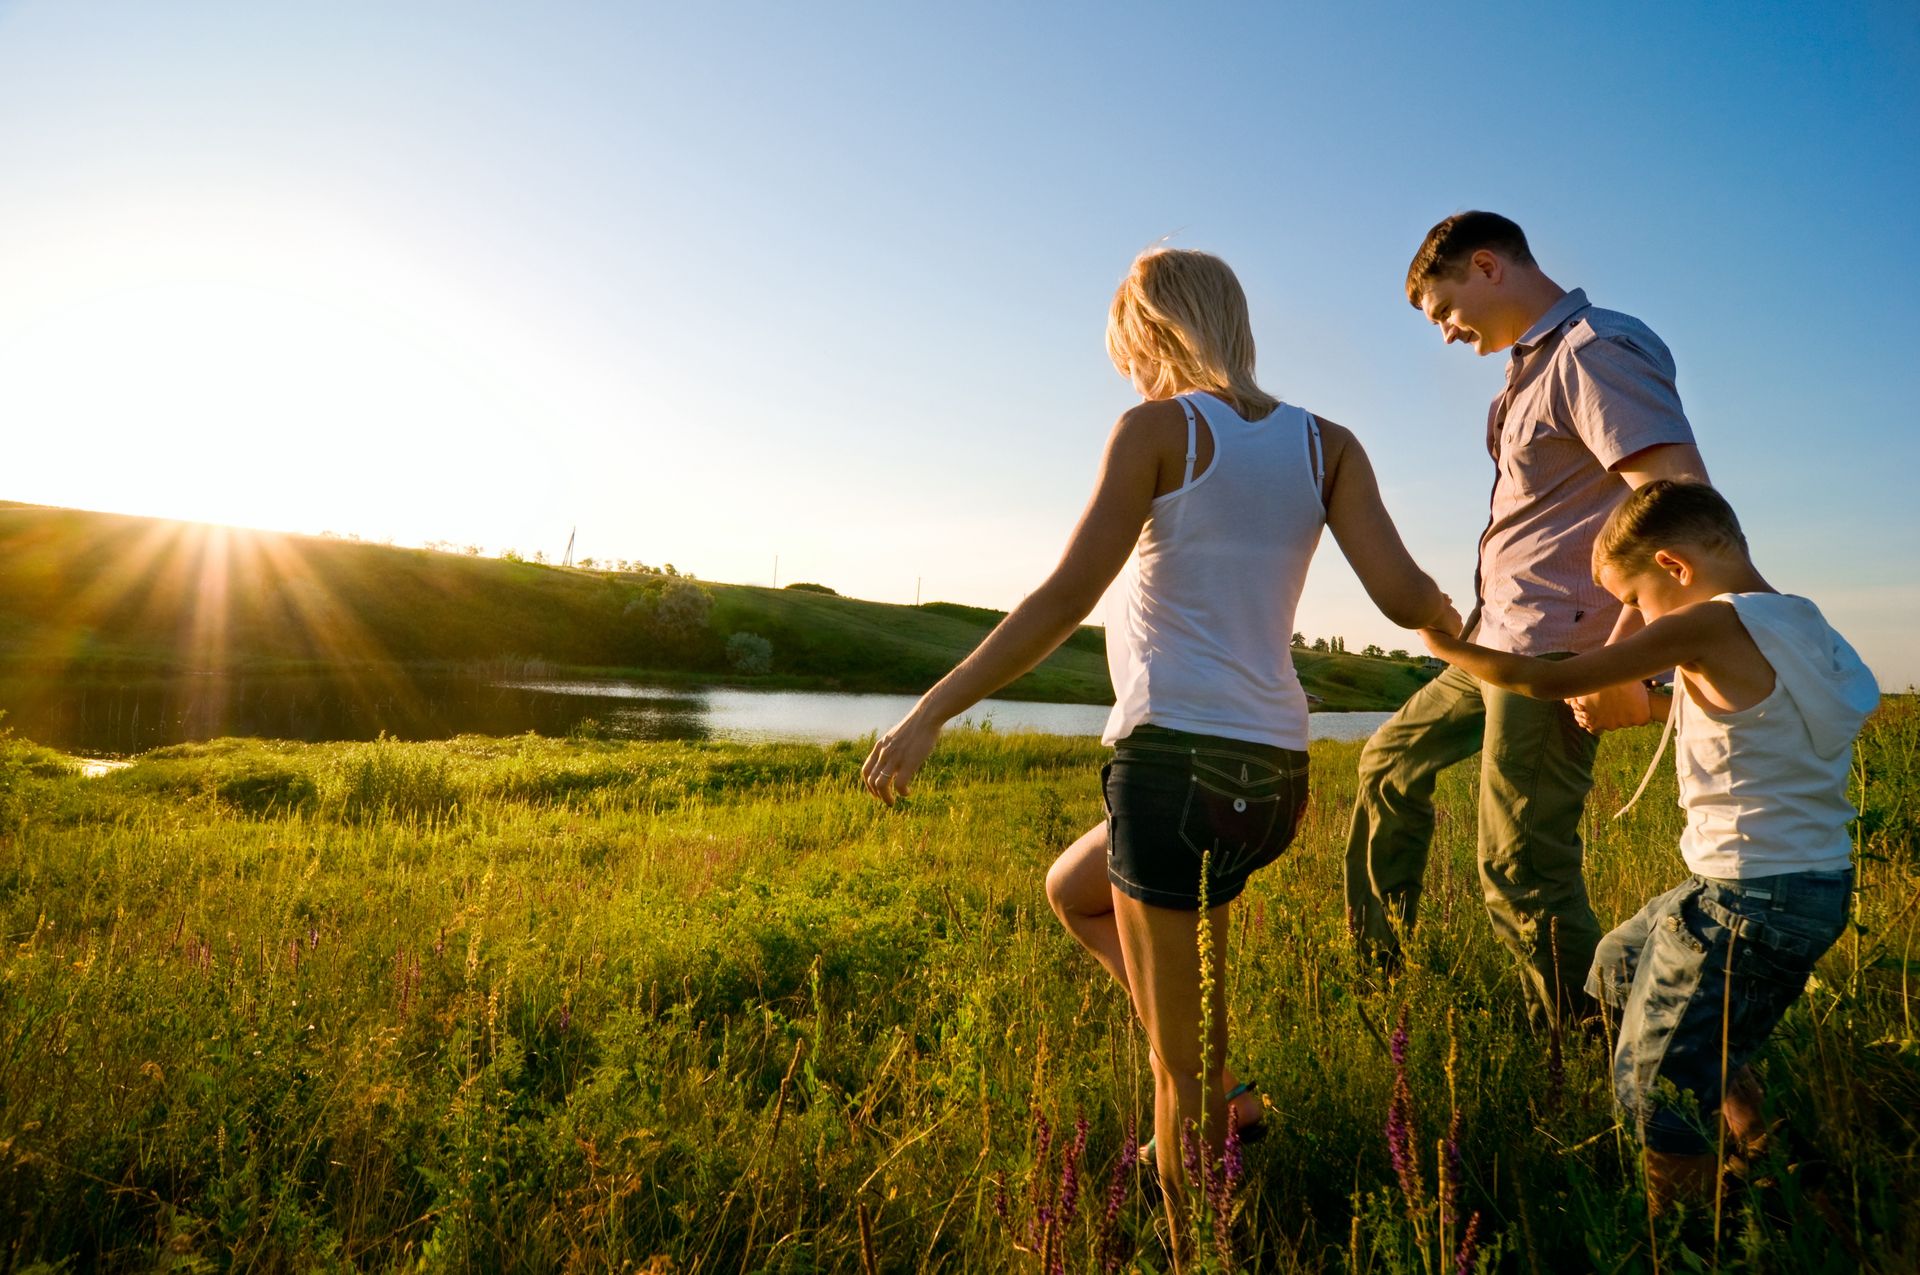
left=2, top=1, right=1915, bottom=684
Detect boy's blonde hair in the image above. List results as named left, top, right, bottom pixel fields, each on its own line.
left=1107, top=248, right=1279, bottom=419
left=1592, top=480, right=1750, bottom=580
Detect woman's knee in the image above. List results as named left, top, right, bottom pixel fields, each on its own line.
left=1044, top=825, right=1109, bottom=921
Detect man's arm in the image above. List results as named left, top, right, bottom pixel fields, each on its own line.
left=1569, top=441, right=1713, bottom=730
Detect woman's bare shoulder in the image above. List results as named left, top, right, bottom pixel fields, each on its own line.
left=1112, top=398, right=1191, bottom=447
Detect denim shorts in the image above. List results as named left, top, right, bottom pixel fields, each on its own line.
left=1102, top=724, right=1310, bottom=910
left=1586, top=869, right=1851, bottom=1154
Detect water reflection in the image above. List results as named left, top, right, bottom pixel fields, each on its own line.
left=1, top=671, right=1391, bottom=755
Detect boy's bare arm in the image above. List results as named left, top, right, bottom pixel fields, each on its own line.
left=1421, top=604, right=1729, bottom=701
left=1570, top=442, right=1712, bottom=730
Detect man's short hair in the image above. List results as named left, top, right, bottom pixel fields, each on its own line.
left=1404, top=211, right=1536, bottom=305
left=1592, top=480, right=1750, bottom=580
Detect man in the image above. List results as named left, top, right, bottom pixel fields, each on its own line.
left=1345, top=211, right=1708, bottom=1026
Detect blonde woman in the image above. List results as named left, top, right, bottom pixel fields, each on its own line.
left=862, top=248, right=1458, bottom=1220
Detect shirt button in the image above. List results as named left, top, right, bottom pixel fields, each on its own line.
left=1233, top=798, right=1247, bottom=813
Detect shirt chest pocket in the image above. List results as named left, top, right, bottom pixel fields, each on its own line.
left=1501, top=417, right=1576, bottom=496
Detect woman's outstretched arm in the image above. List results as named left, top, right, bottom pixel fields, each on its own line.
left=1317, top=421, right=1460, bottom=632
left=861, top=405, right=1169, bottom=805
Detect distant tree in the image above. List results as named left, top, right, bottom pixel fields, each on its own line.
left=1363, top=644, right=1384, bottom=658
left=663, top=564, right=678, bottom=576
left=577, top=557, right=596, bottom=569
left=726, top=631, right=773, bottom=674
left=462, top=544, right=482, bottom=556
left=502, top=549, right=524, bottom=563
left=1292, top=631, right=1306, bottom=648
left=531, top=550, right=548, bottom=565
left=786, top=582, right=838, bottom=595
left=1388, top=648, right=1410, bottom=661
left=654, top=579, right=712, bottom=637
left=1331, top=636, right=1347, bottom=654
left=1311, top=637, right=1329, bottom=652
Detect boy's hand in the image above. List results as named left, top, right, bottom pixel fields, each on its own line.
left=1420, top=627, right=1466, bottom=661
left=1569, top=682, right=1651, bottom=733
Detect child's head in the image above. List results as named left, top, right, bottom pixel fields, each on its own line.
left=1592, top=480, right=1752, bottom=618
left=1107, top=248, right=1277, bottom=418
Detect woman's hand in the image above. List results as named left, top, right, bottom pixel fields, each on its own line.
left=862, top=713, right=941, bottom=807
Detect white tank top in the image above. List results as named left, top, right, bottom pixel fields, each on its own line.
left=1102, top=392, right=1326, bottom=749
left=1674, top=592, right=1876, bottom=878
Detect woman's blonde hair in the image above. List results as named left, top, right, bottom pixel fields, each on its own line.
left=1106, top=247, right=1278, bottom=419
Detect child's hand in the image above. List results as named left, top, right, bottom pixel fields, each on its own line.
left=1420, top=627, right=1464, bottom=661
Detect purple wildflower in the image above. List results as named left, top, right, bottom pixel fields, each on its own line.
left=1385, top=1005, right=1422, bottom=1208
left=992, top=1171, right=1010, bottom=1224
left=1026, top=1111, right=1054, bottom=1247
left=1224, top=1103, right=1244, bottom=1194
left=1059, top=1114, right=1087, bottom=1227
left=1097, top=1124, right=1138, bottom=1274
left=559, top=1000, right=571, bottom=1033
left=1441, top=1114, right=1464, bottom=1228
left=1455, top=1209, right=1484, bottom=1274
left=308, top=926, right=319, bottom=951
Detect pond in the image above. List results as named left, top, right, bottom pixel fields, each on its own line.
left=0, top=671, right=1391, bottom=755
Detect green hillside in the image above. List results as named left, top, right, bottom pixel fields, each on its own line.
left=0, top=501, right=1433, bottom=709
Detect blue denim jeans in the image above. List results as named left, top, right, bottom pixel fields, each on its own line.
left=1586, top=869, right=1851, bottom=1154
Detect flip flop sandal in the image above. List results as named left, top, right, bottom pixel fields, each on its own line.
left=1139, top=1081, right=1267, bottom=1160
left=1227, top=1080, right=1268, bottom=1144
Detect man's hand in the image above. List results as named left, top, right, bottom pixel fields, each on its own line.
left=1569, top=681, right=1651, bottom=733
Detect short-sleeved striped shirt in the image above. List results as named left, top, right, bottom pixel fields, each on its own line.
left=1470, top=288, right=1696, bottom=656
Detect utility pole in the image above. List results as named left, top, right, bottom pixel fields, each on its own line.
left=915, top=576, right=921, bottom=606
left=772, top=554, right=779, bottom=589
left=562, top=526, right=576, bottom=569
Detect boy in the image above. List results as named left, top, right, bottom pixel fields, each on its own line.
left=1420, top=480, right=1878, bottom=1208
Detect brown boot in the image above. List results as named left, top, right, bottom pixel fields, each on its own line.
left=1643, top=1149, right=1719, bottom=1217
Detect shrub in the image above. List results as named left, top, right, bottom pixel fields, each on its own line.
left=214, top=764, right=318, bottom=816
left=784, top=582, right=838, bottom=595
left=322, top=737, right=461, bottom=823
left=726, top=631, right=774, bottom=675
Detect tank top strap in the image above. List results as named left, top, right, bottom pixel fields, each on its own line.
left=1178, top=396, right=1199, bottom=487
left=1303, top=410, right=1324, bottom=507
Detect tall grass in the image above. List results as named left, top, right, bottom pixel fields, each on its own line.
left=1, top=704, right=1915, bottom=1271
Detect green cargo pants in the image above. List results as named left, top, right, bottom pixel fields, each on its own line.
left=1344, top=660, right=1602, bottom=1026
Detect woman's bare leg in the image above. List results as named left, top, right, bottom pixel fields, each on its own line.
left=1045, top=822, right=1130, bottom=983
left=1111, top=887, right=1232, bottom=1233
left=1046, top=824, right=1259, bottom=1130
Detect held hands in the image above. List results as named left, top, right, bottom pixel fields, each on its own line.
left=861, top=713, right=940, bottom=807
left=1420, top=625, right=1467, bottom=661
left=1424, top=596, right=1464, bottom=640
left=1569, top=681, right=1652, bottom=734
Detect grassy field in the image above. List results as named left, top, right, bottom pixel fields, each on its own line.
left=0, top=500, right=1434, bottom=710
left=2, top=700, right=1915, bottom=1271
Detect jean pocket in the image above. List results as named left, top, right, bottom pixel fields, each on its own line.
left=1178, top=753, right=1294, bottom=876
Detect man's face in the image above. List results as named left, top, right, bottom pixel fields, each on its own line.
left=1418, top=261, right=1507, bottom=355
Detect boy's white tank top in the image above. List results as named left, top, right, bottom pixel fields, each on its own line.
left=1102, top=391, right=1326, bottom=750
left=1673, top=592, right=1876, bottom=878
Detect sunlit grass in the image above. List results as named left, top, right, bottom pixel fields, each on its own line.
left=1, top=704, right=1915, bottom=1270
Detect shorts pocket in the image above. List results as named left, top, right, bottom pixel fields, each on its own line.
left=1178, top=753, right=1293, bottom=877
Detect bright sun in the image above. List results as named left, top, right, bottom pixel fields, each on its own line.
left=0, top=204, right=560, bottom=546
